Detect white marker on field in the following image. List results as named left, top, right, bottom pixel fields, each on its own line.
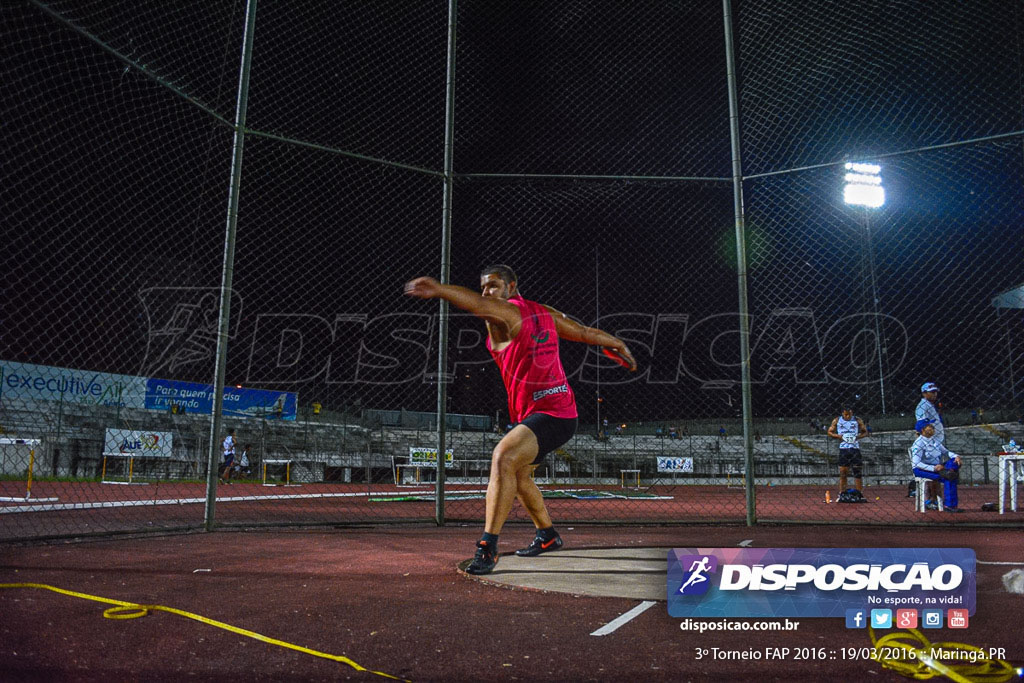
left=590, top=601, right=656, bottom=636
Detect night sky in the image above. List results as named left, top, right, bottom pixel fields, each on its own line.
left=4, top=0, right=1023, bottom=427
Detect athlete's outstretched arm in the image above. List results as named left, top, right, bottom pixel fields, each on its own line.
left=543, top=305, right=637, bottom=371
left=404, top=276, right=520, bottom=331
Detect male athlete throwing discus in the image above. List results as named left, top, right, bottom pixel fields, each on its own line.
left=405, top=265, right=636, bottom=575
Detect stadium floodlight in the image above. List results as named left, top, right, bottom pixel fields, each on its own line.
left=843, top=162, right=885, bottom=208
left=846, top=162, right=880, bottom=174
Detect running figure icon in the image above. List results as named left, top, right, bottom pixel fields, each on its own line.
left=678, top=556, right=712, bottom=593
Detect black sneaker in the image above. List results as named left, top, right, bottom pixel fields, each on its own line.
left=466, top=541, right=498, bottom=575
left=943, top=506, right=965, bottom=513
left=515, top=533, right=563, bottom=557
left=924, top=501, right=939, bottom=511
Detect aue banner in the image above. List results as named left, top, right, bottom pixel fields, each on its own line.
left=103, top=429, right=174, bottom=458
left=667, top=548, right=975, bottom=618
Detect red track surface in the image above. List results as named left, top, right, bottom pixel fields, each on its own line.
left=1, top=525, right=1022, bottom=681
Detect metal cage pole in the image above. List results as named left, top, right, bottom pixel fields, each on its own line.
left=595, top=247, right=602, bottom=438
left=204, top=0, right=258, bottom=531
left=864, top=212, right=887, bottom=414
left=722, top=0, right=756, bottom=525
left=435, top=0, right=459, bottom=525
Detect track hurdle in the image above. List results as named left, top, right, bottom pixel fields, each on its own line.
left=0, top=438, right=58, bottom=502
left=620, top=469, right=641, bottom=490
left=262, top=459, right=299, bottom=486
left=101, top=453, right=148, bottom=485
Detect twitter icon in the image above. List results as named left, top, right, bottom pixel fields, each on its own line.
left=870, top=609, right=893, bottom=629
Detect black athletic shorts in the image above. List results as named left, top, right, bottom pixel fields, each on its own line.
left=837, top=447, right=862, bottom=467
left=519, top=413, right=577, bottom=465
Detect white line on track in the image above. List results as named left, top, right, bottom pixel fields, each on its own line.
left=590, top=600, right=656, bottom=636
left=1, top=487, right=620, bottom=515
left=0, top=488, right=493, bottom=514
left=738, top=539, right=753, bottom=547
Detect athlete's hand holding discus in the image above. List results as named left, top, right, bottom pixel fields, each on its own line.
left=602, top=345, right=638, bottom=372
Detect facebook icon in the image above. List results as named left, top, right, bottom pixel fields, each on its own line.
left=845, top=609, right=866, bottom=629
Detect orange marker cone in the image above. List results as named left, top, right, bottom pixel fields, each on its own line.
left=825, top=491, right=831, bottom=504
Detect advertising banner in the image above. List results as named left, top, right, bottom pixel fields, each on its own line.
left=103, top=429, right=174, bottom=458
left=1, top=361, right=147, bottom=408
left=657, top=456, right=694, bottom=473
left=145, top=378, right=297, bottom=420
left=667, top=547, right=975, bottom=618
left=409, top=447, right=455, bottom=468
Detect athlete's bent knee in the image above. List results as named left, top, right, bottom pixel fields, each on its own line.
left=491, top=446, right=522, bottom=476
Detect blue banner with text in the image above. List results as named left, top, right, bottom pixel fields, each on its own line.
left=667, top=547, right=975, bottom=618
left=145, top=378, right=297, bottom=420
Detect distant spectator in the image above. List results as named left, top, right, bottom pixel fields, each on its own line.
left=718, top=425, right=726, bottom=438
left=219, top=428, right=236, bottom=484
left=655, top=426, right=664, bottom=438
left=235, top=444, right=252, bottom=478
left=970, top=409, right=978, bottom=425
left=669, top=426, right=679, bottom=440
left=754, top=431, right=761, bottom=443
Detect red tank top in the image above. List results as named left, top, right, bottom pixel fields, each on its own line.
left=486, top=297, right=577, bottom=423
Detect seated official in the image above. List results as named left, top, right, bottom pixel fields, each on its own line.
left=910, top=418, right=963, bottom=512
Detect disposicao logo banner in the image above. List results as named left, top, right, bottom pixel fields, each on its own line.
left=667, top=548, right=975, bottom=618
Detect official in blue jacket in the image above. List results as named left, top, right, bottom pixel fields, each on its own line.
left=910, top=418, right=963, bottom=512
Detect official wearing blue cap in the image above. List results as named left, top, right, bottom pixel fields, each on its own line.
left=915, top=382, right=944, bottom=444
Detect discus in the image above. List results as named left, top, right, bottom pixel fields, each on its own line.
left=602, top=347, right=634, bottom=371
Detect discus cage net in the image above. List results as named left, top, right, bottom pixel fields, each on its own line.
left=2, top=0, right=1023, bottom=540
